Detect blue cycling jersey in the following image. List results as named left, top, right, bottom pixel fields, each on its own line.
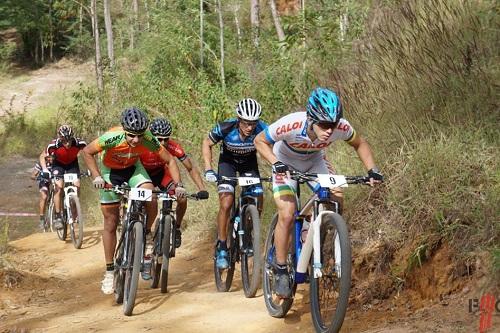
left=208, top=118, right=268, bottom=163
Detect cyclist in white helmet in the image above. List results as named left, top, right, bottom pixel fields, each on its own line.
left=202, top=98, right=268, bottom=270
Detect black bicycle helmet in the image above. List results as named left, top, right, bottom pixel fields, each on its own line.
left=58, top=124, right=74, bottom=140
left=150, top=118, right=173, bottom=137
left=120, top=107, right=149, bottom=134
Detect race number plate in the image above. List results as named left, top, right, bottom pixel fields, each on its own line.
left=129, top=188, right=153, bottom=201
left=64, top=173, right=78, bottom=183
left=317, top=174, right=348, bottom=188
left=238, top=177, right=261, bottom=186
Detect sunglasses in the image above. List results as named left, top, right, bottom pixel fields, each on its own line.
left=126, top=132, right=144, bottom=139
left=316, top=122, right=338, bottom=130
left=157, top=137, right=169, bottom=143
left=239, top=119, right=258, bottom=127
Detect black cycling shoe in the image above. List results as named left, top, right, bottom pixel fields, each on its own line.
left=175, top=228, right=182, bottom=248
left=274, top=272, right=292, bottom=298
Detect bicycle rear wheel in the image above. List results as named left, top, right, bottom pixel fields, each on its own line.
left=47, top=195, right=55, bottom=232
left=214, top=216, right=236, bottom=292
left=56, top=216, right=67, bottom=241
left=160, top=215, right=172, bottom=293
left=123, top=221, right=143, bottom=316
left=151, top=218, right=161, bottom=289
left=310, top=212, right=351, bottom=333
left=263, top=213, right=296, bottom=318
left=68, top=193, right=84, bottom=249
left=240, top=205, right=261, bottom=298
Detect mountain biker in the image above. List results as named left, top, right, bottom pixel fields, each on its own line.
left=140, top=117, right=209, bottom=249
left=31, top=155, right=54, bottom=231
left=81, top=107, right=186, bottom=295
left=202, top=98, right=268, bottom=270
left=39, top=125, right=87, bottom=230
left=254, top=87, right=384, bottom=298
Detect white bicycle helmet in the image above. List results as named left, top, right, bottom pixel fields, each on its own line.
left=236, top=98, right=262, bottom=121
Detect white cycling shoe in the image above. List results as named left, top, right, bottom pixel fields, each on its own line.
left=101, top=271, right=114, bottom=295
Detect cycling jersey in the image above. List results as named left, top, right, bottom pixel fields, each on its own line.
left=96, top=126, right=164, bottom=169
left=46, top=137, right=86, bottom=165
left=208, top=118, right=268, bottom=164
left=140, top=139, right=187, bottom=173
left=264, top=111, right=357, bottom=198
left=264, top=112, right=356, bottom=161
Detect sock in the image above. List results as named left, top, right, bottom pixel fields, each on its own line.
left=106, top=262, right=114, bottom=272
left=276, top=263, right=288, bottom=275
left=217, top=240, right=227, bottom=250
left=39, top=215, right=44, bottom=221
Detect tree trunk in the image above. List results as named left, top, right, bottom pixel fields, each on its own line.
left=231, top=2, right=242, bottom=54
left=104, top=0, right=115, bottom=70
left=269, top=0, right=285, bottom=42
left=49, top=0, right=54, bottom=61
left=200, top=0, right=204, bottom=67
left=130, top=0, right=139, bottom=50
left=91, top=0, right=104, bottom=93
left=339, top=2, right=349, bottom=42
left=79, top=4, right=83, bottom=53
left=144, top=0, right=151, bottom=31
left=250, top=0, right=260, bottom=49
left=216, top=0, right=225, bottom=92
left=40, top=31, right=44, bottom=63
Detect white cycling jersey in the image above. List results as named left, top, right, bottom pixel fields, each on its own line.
left=263, top=112, right=357, bottom=196
left=264, top=111, right=356, bottom=162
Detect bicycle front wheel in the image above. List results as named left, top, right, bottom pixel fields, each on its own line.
left=310, top=212, right=351, bottom=333
left=263, top=213, right=296, bottom=318
left=214, top=216, right=236, bottom=292
left=240, top=205, right=261, bottom=298
left=123, top=221, right=143, bottom=316
left=160, top=215, right=172, bottom=293
left=47, top=196, right=55, bottom=232
left=68, top=193, right=84, bottom=249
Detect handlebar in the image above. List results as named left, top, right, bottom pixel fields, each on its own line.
left=217, top=175, right=273, bottom=182
left=288, top=170, right=371, bottom=185
left=104, top=183, right=208, bottom=200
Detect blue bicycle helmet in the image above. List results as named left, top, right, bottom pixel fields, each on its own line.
left=306, top=87, right=343, bottom=124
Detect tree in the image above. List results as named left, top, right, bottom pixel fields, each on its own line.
left=231, top=1, right=242, bottom=54
left=103, top=0, right=114, bottom=70
left=199, top=0, right=204, bottom=67
left=250, top=0, right=260, bottom=49
left=130, top=0, right=139, bottom=50
left=216, top=0, right=226, bottom=92
left=269, top=0, right=285, bottom=42
left=90, top=0, right=103, bottom=93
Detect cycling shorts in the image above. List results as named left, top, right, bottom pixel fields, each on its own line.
left=147, top=168, right=175, bottom=193
left=51, top=159, right=81, bottom=178
left=272, top=150, right=336, bottom=199
left=99, top=160, right=152, bottom=204
left=217, top=157, right=263, bottom=196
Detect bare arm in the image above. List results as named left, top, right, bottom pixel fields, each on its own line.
left=202, top=136, right=216, bottom=171
left=182, top=157, right=206, bottom=191
left=347, top=135, right=377, bottom=171
left=254, top=132, right=278, bottom=165
left=39, top=150, right=48, bottom=170
left=81, top=139, right=102, bottom=179
left=159, top=149, right=181, bottom=184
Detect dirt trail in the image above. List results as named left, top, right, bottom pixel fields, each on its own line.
left=0, top=59, right=490, bottom=333
left=0, top=59, right=92, bottom=115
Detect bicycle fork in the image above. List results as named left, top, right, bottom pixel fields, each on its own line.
left=296, top=211, right=341, bottom=279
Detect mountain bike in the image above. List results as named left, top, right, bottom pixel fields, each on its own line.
left=263, top=170, right=371, bottom=333
left=110, top=184, right=150, bottom=316
left=150, top=190, right=207, bottom=293
left=45, top=171, right=90, bottom=249
left=214, top=175, right=271, bottom=297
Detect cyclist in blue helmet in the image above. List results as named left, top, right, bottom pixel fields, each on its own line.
left=255, top=87, right=383, bottom=298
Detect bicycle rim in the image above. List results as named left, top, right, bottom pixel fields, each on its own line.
left=123, top=221, right=143, bottom=316
left=240, top=205, right=261, bottom=298
left=150, top=218, right=161, bottom=289
left=68, top=194, right=84, bottom=249
left=263, top=213, right=295, bottom=318
left=310, top=213, right=351, bottom=333
left=214, top=216, right=236, bottom=292
left=160, top=215, right=172, bottom=293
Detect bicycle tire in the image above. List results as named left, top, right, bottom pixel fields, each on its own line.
left=160, top=215, right=172, bottom=293
left=47, top=195, right=55, bottom=232
left=263, top=213, right=296, bottom=318
left=310, top=212, right=351, bottom=333
left=214, top=215, right=236, bottom=292
left=68, top=193, right=84, bottom=249
left=123, top=221, right=143, bottom=316
left=150, top=217, right=161, bottom=289
left=114, top=226, right=126, bottom=304
left=56, top=215, right=67, bottom=241
left=240, top=205, right=261, bottom=298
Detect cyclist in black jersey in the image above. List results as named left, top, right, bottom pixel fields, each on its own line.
left=202, top=98, right=268, bottom=269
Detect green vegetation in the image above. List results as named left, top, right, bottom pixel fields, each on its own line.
left=0, top=0, right=498, bottom=289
